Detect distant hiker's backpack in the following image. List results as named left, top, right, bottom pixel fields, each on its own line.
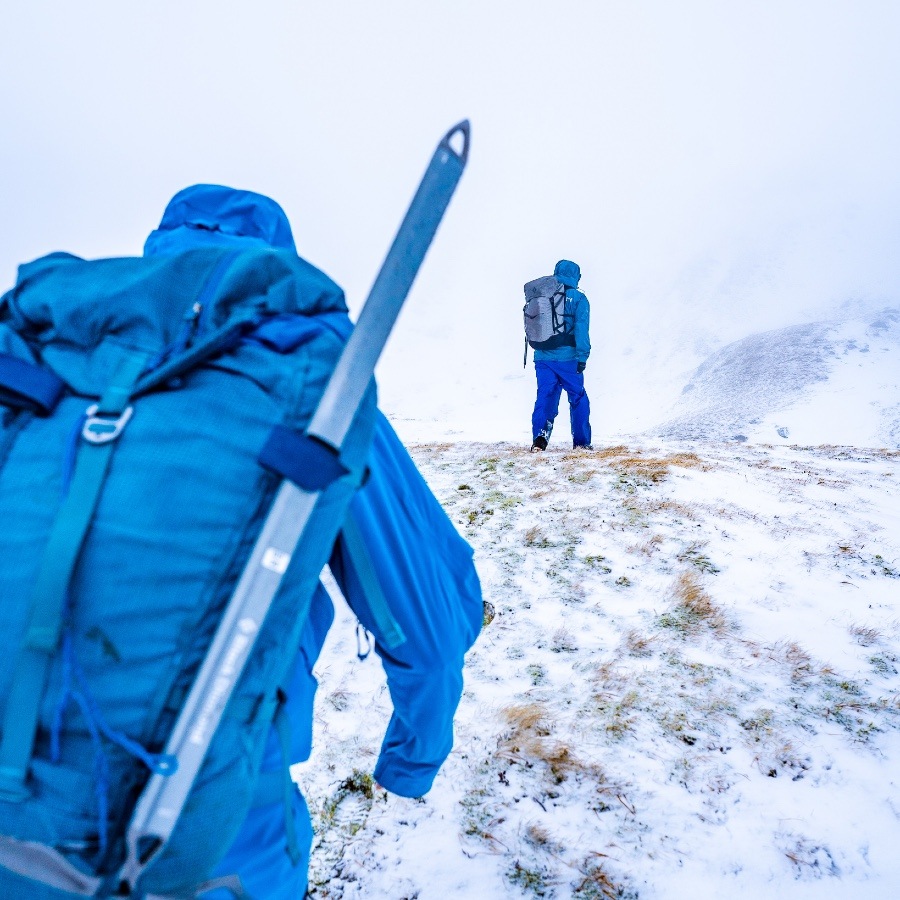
left=523, top=275, right=575, bottom=352
left=0, top=248, right=377, bottom=898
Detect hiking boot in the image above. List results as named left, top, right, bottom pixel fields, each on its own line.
left=573, top=443, right=593, bottom=451
left=531, top=436, right=548, bottom=452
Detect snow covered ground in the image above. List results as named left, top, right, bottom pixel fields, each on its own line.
left=296, top=440, right=900, bottom=899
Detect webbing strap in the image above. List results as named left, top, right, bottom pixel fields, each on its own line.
left=0, top=834, right=250, bottom=899
left=258, top=425, right=350, bottom=493
left=188, top=874, right=251, bottom=899
left=341, top=517, right=406, bottom=651
left=134, top=312, right=260, bottom=398
left=272, top=694, right=302, bottom=866
left=0, top=351, right=147, bottom=800
left=249, top=692, right=302, bottom=864
left=0, top=834, right=102, bottom=895
left=0, top=353, right=66, bottom=414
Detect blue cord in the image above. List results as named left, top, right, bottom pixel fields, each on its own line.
left=51, top=412, right=177, bottom=852
left=50, top=632, right=177, bottom=853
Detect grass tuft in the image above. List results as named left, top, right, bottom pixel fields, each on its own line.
left=507, top=861, right=554, bottom=896
left=573, top=857, right=635, bottom=899
left=657, top=572, right=727, bottom=635
left=848, top=623, right=880, bottom=647
left=524, top=526, right=554, bottom=548
left=677, top=542, right=721, bottom=574
left=498, top=703, right=601, bottom=784
left=623, top=629, right=654, bottom=657
left=551, top=627, right=578, bottom=653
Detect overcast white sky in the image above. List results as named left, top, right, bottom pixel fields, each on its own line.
left=2, top=2, right=899, bottom=438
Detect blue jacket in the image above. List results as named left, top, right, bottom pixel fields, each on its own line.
left=533, top=259, right=591, bottom=365
left=144, top=185, right=483, bottom=896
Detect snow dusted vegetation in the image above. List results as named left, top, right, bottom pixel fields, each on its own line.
left=297, top=438, right=900, bottom=899
left=3, top=6, right=900, bottom=899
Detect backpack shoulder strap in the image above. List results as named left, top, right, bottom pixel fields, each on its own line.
left=0, top=349, right=149, bottom=801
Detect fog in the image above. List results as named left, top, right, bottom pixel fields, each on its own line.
left=2, top=2, right=898, bottom=437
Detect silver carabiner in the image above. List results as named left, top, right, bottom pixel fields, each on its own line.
left=82, top=404, right=134, bottom=444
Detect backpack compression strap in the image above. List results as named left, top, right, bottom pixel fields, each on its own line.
left=0, top=354, right=66, bottom=415
left=0, top=834, right=250, bottom=899
left=0, top=350, right=149, bottom=801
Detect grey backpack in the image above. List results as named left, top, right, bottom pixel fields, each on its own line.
left=522, top=276, right=575, bottom=362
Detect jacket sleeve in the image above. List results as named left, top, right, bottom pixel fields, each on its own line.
left=328, top=412, right=483, bottom=798
left=573, top=290, right=591, bottom=363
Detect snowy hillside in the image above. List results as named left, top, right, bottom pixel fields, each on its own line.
left=379, top=293, right=900, bottom=451
left=650, top=309, right=900, bottom=448
left=296, top=440, right=900, bottom=899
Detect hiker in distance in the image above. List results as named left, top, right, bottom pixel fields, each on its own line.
left=0, top=184, right=482, bottom=900
left=523, top=259, right=592, bottom=451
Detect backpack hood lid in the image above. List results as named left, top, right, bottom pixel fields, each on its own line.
left=144, top=184, right=297, bottom=256
left=6, top=184, right=343, bottom=359
left=554, top=259, right=581, bottom=289
left=3, top=185, right=347, bottom=396
left=4, top=248, right=348, bottom=397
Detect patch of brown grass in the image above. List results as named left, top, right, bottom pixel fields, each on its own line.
left=592, top=689, right=640, bottom=740
left=657, top=571, right=728, bottom=635
left=623, top=629, right=655, bottom=658
left=573, top=857, right=628, bottom=899
left=497, top=703, right=600, bottom=784
left=408, top=441, right=455, bottom=453
left=524, top=525, right=553, bottom=548
left=749, top=640, right=815, bottom=682
left=804, top=445, right=900, bottom=462
left=592, top=445, right=632, bottom=460
left=783, top=642, right=815, bottom=682
left=666, top=451, right=710, bottom=470
left=590, top=660, right=630, bottom=690
left=524, top=822, right=559, bottom=851
left=613, top=457, right=672, bottom=483
left=600, top=447, right=712, bottom=481
left=502, top=703, right=551, bottom=734
left=849, top=623, right=881, bottom=647
left=566, top=468, right=600, bottom=484
left=639, top=498, right=698, bottom=519
left=628, top=534, right=664, bottom=556
left=680, top=573, right=726, bottom=627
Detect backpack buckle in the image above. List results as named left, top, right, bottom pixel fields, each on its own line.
left=82, top=404, right=134, bottom=444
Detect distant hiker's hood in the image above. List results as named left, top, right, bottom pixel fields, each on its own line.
left=554, top=259, right=581, bottom=289
left=144, top=184, right=297, bottom=256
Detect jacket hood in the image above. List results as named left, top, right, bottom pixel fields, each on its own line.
left=144, top=184, right=297, bottom=256
left=554, top=259, right=581, bottom=289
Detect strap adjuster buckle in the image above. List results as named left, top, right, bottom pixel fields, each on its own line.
left=82, top=404, right=134, bottom=444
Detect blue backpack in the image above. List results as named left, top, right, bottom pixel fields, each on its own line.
left=0, top=247, right=376, bottom=897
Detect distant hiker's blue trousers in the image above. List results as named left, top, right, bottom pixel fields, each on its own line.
left=532, top=359, right=591, bottom=446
